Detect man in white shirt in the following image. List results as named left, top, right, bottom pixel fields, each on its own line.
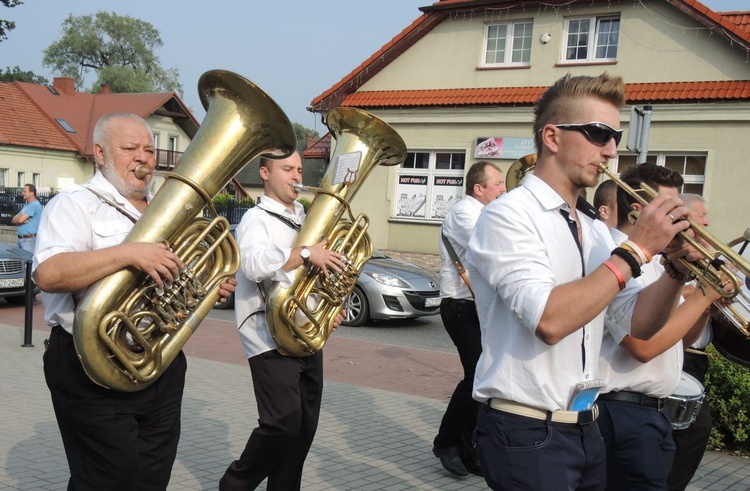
left=466, top=73, right=695, bottom=490
left=220, top=152, right=344, bottom=491
left=432, top=161, right=505, bottom=477
left=598, top=164, right=720, bottom=491
left=34, top=113, right=235, bottom=490
left=668, top=193, right=715, bottom=491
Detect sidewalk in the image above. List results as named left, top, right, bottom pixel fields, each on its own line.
left=1, top=302, right=749, bottom=490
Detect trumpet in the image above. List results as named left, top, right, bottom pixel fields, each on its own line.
left=597, top=164, right=750, bottom=327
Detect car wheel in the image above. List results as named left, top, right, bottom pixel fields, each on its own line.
left=342, top=286, right=369, bottom=327
left=5, top=295, right=32, bottom=306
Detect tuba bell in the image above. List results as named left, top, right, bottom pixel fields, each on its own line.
left=265, top=107, right=407, bottom=357
left=73, top=70, right=296, bottom=391
left=506, top=153, right=537, bottom=190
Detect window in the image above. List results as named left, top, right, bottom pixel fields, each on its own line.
left=563, top=16, right=620, bottom=62
left=153, top=133, right=160, bottom=149
left=0, top=168, right=6, bottom=187
left=483, top=21, right=533, bottom=66
left=616, top=153, right=706, bottom=195
left=394, top=151, right=466, bottom=221
left=168, top=136, right=178, bottom=152
left=17, top=172, right=25, bottom=187
left=55, top=118, right=77, bottom=133
left=32, top=173, right=40, bottom=188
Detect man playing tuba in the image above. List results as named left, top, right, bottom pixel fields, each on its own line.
left=220, top=152, right=345, bottom=491
left=34, top=113, right=235, bottom=491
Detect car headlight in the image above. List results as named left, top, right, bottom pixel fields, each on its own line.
left=365, top=271, right=410, bottom=288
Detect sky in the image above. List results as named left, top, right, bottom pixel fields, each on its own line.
left=2, top=0, right=748, bottom=133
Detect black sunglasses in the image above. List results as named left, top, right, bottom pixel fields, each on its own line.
left=555, top=122, right=623, bottom=146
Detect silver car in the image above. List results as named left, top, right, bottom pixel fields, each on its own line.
left=342, top=249, right=440, bottom=326
left=0, top=242, right=39, bottom=305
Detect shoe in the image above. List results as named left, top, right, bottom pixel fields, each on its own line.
left=432, top=445, right=469, bottom=477
left=462, top=457, right=484, bottom=477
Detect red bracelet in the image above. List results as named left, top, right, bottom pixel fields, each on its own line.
left=603, top=260, right=626, bottom=291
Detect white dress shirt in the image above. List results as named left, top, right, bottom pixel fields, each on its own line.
left=466, top=174, right=642, bottom=412
left=598, top=227, right=683, bottom=398
left=234, top=195, right=305, bottom=359
left=32, top=172, right=149, bottom=334
left=439, top=195, right=484, bottom=300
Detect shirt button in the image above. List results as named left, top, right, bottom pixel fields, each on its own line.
left=585, top=374, right=590, bottom=379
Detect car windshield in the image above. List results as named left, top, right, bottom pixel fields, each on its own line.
left=371, top=248, right=388, bottom=259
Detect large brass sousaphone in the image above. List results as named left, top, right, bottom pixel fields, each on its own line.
left=265, top=107, right=407, bottom=357
left=73, top=70, right=296, bottom=391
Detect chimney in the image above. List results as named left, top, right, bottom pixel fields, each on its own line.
left=307, top=135, right=316, bottom=150
left=100, top=84, right=110, bottom=94
left=52, top=77, right=76, bottom=95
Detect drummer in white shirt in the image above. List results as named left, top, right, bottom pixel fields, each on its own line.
left=597, top=165, right=725, bottom=491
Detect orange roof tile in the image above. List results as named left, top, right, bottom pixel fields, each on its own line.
left=311, top=0, right=750, bottom=113
left=338, top=80, right=750, bottom=109
left=16, top=81, right=179, bottom=158
left=302, top=133, right=331, bottom=159
left=722, top=11, right=750, bottom=32
left=0, top=83, right=78, bottom=152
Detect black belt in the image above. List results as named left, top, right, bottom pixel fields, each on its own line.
left=599, top=391, right=665, bottom=410
left=441, top=297, right=474, bottom=305
left=18, top=233, right=37, bottom=239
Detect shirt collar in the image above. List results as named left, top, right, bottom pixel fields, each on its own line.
left=258, top=194, right=304, bottom=219
left=522, top=173, right=598, bottom=220
left=88, top=171, right=154, bottom=207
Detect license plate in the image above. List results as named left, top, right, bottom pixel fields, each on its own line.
left=424, top=297, right=441, bottom=308
left=0, top=278, right=24, bottom=288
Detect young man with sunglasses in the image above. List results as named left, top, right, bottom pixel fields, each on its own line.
left=465, top=73, right=695, bottom=490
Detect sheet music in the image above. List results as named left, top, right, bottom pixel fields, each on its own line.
left=332, top=151, right=362, bottom=185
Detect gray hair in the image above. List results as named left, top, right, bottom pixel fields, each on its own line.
left=678, top=193, right=706, bottom=211
left=92, top=113, right=152, bottom=166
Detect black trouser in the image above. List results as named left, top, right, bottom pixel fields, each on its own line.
left=220, top=349, right=324, bottom=491
left=433, top=298, right=482, bottom=457
left=43, top=325, right=186, bottom=491
left=598, top=398, right=675, bottom=491
left=668, top=352, right=712, bottom=491
left=474, top=404, right=606, bottom=490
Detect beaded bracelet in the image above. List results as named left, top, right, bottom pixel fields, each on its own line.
left=602, top=260, right=626, bottom=291
left=621, top=240, right=652, bottom=265
left=611, top=247, right=642, bottom=278
left=663, top=260, right=697, bottom=284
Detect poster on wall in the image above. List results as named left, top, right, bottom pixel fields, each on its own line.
left=431, top=176, right=463, bottom=219
left=474, top=137, right=536, bottom=160
left=395, top=175, right=428, bottom=218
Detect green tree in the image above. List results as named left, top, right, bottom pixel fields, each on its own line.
left=293, top=122, right=320, bottom=143
left=0, top=65, right=48, bottom=84
left=0, top=0, right=22, bottom=43
left=42, top=11, right=183, bottom=95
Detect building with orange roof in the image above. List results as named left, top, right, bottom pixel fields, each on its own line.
left=0, top=77, right=199, bottom=192
left=308, top=0, right=750, bottom=252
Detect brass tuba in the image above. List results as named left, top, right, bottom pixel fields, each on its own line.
left=73, top=70, right=296, bottom=391
left=265, top=107, right=407, bottom=357
left=506, top=153, right=537, bottom=190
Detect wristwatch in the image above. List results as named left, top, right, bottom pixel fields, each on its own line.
left=300, top=246, right=311, bottom=263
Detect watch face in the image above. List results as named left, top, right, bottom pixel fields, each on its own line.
left=301, top=247, right=310, bottom=260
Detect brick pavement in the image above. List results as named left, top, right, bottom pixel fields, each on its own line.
left=1, top=300, right=748, bottom=490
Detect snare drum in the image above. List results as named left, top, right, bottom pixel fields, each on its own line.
left=665, top=372, right=705, bottom=430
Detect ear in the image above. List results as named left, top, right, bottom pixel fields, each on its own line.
left=598, top=205, right=609, bottom=220
left=540, top=125, right=559, bottom=154
left=94, top=143, right=105, bottom=164
left=259, top=165, right=269, bottom=181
